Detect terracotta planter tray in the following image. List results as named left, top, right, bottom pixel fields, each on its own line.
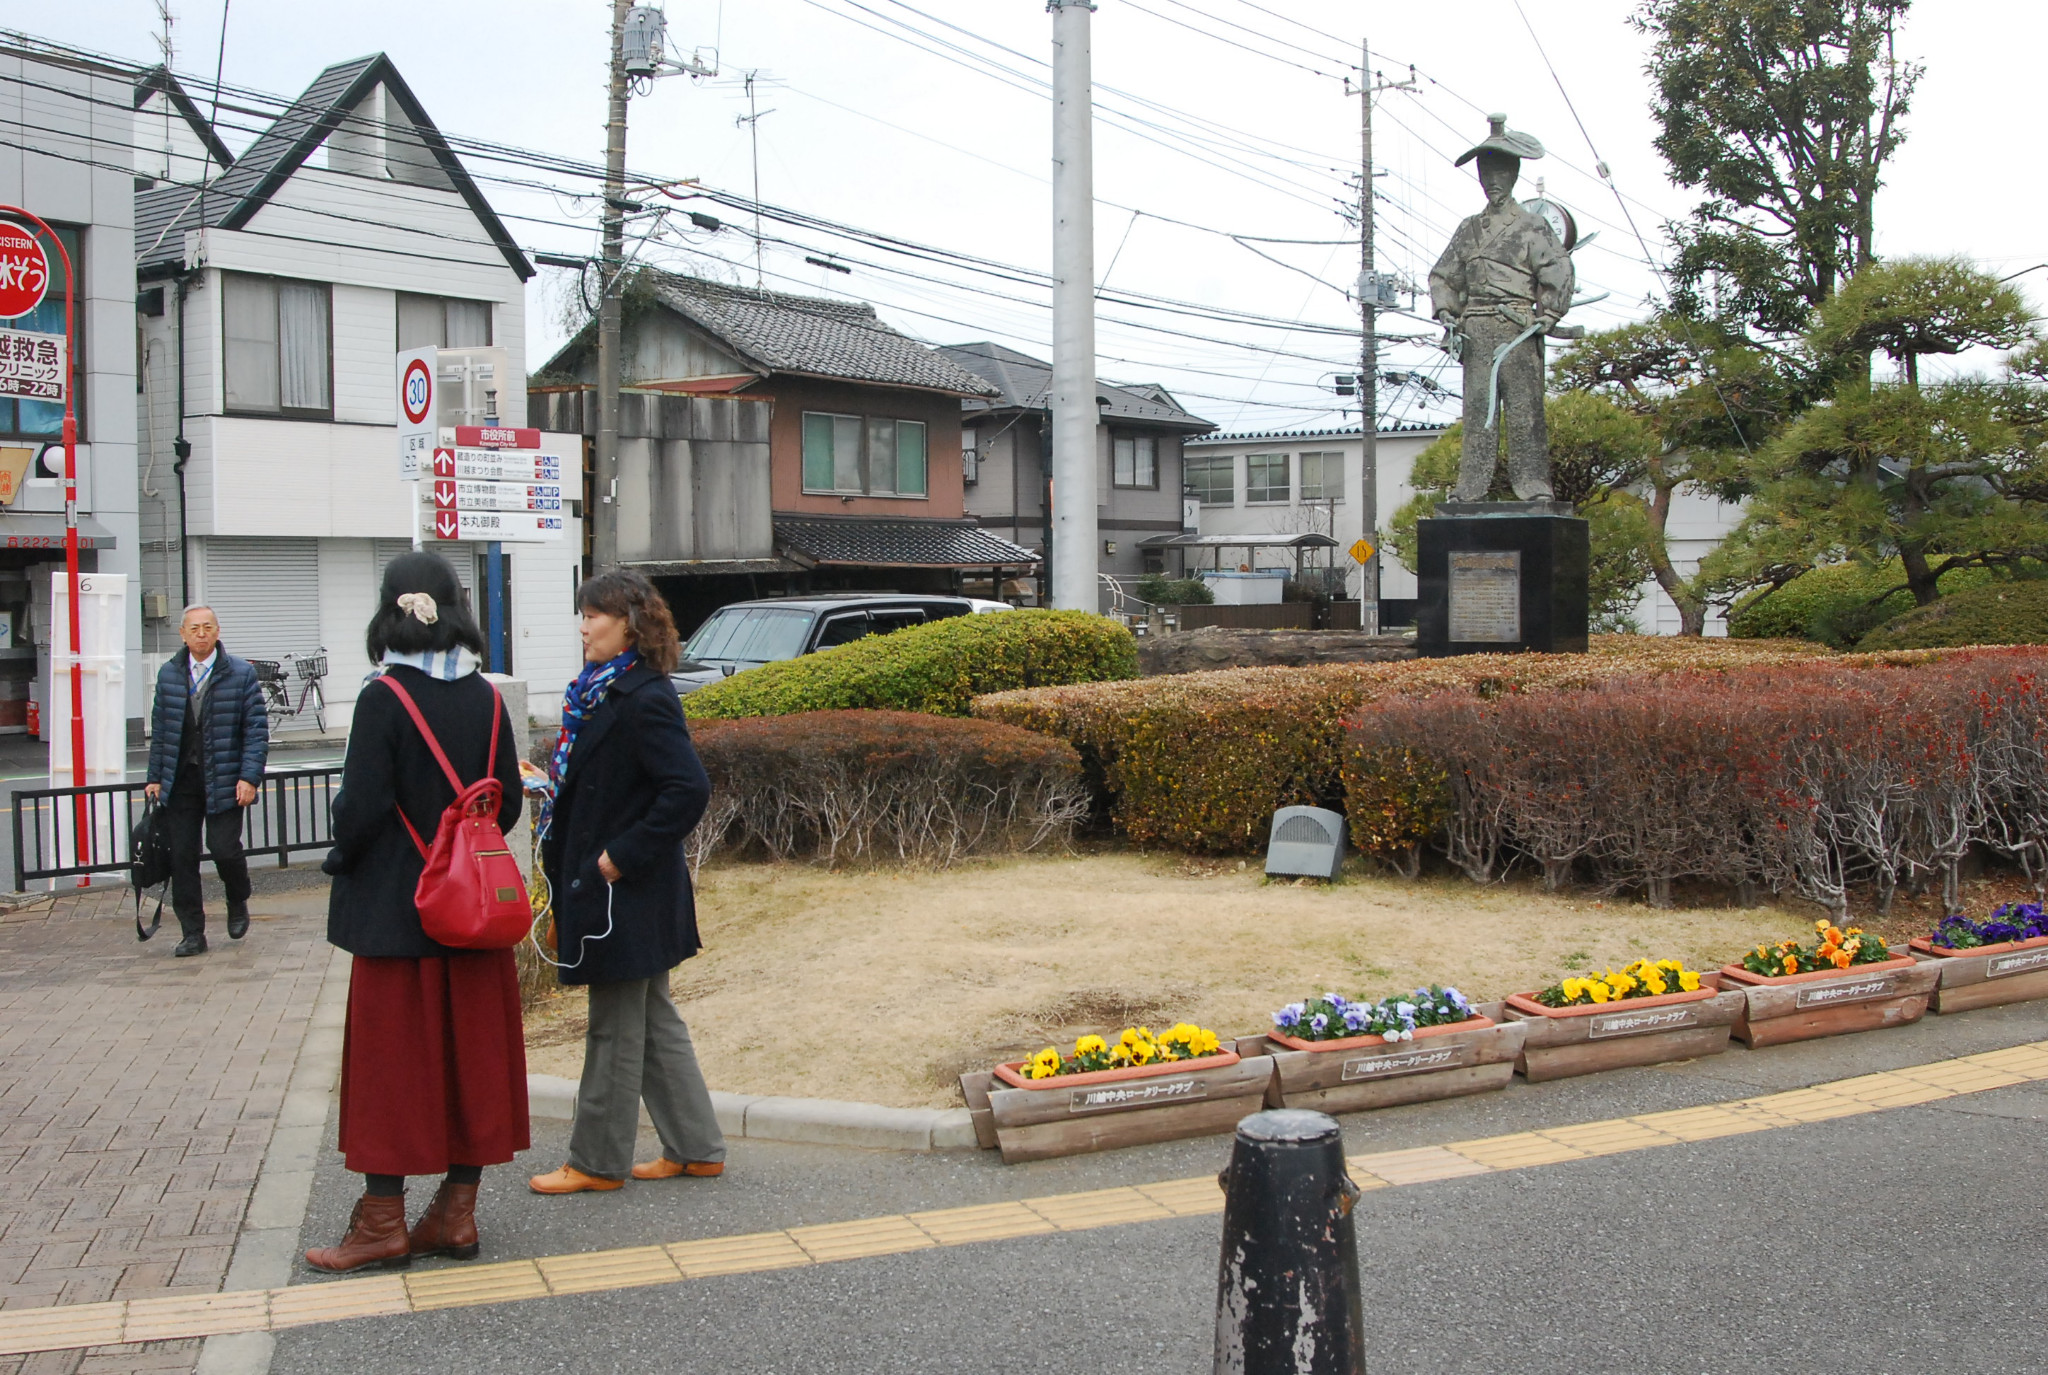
left=1718, top=952, right=1936, bottom=1047
left=975, top=1055, right=1275, bottom=1164
left=1906, top=935, right=2048, bottom=1015
left=1263, top=1005, right=1526, bottom=1115
left=1503, top=982, right=1742, bottom=1082
left=1267, top=1014, right=1497, bottom=1055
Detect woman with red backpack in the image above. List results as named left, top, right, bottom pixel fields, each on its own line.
left=305, top=552, right=528, bottom=1273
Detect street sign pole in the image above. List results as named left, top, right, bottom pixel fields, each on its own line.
left=397, top=347, right=437, bottom=551
left=0, top=206, right=85, bottom=856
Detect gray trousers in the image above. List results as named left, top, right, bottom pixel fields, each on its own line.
left=1456, top=311, right=1552, bottom=502
left=569, top=976, right=727, bottom=1180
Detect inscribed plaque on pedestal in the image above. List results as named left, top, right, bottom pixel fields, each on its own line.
left=1448, top=549, right=1520, bottom=642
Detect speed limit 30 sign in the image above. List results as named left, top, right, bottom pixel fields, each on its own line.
left=395, top=346, right=437, bottom=480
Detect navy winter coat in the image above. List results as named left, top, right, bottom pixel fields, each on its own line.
left=540, top=662, right=711, bottom=986
left=146, top=647, right=269, bottom=814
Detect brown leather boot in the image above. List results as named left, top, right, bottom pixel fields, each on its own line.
left=305, top=1194, right=411, bottom=1273
left=408, top=1180, right=480, bottom=1260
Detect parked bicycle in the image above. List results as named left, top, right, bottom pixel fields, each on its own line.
left=248, top=649, right=329, bottom=738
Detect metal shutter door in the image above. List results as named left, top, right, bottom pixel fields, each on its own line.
left=374, top=540, right=476, bottom=603
left=202, top=538, right=321, bottom=661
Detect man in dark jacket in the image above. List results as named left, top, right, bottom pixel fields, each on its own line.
left=144, top=606, right=268, bottom=956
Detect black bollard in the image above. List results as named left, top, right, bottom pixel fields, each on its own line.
left=1212, top=1108, right=1365, bottom=1375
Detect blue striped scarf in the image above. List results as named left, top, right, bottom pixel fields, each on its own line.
left=538, top=649, right=638, bottom=840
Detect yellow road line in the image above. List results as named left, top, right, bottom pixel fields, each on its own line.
left=4, top=1039, right=2045, bottom=1356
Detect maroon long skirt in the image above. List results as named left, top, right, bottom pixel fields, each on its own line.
left=337, top=951, right=531, bottom=1177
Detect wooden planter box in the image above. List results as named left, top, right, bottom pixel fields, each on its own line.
left=1908, top=935, right=2048, bottom=1014
left=1256, top=1005, right=1528, bottom=1115
left=1718, top=952, right=1937, bottom=1047
left=1503, top=982, right=1743, bottom=1082
left=957, top=1053, right=1275, bottom=1164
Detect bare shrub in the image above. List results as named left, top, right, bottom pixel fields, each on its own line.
left=691, top=710, right=1089, bottom=868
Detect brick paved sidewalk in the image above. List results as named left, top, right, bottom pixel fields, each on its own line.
left=0, top=882, right=334, bottom=1375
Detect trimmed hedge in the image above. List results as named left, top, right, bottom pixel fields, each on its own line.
left=683, top=609, right=1138, bottom=719
left=1854, top=579, right=2048, bottom=651
left=689, top=710, right=1088, bottom=866
left=1728, top=560, right=1995, bottom=645
left=971, top=635, right=1834, bottom=853
left=1344, top=649, right=2048, bottom=912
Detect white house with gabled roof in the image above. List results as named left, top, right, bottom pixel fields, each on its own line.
left=133, top=52, right=585, bottom=729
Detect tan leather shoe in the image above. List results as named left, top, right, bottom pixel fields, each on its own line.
left=631, top=1158, right=724, bottom=1180
left=528, top=1164, right=623, bottom=1194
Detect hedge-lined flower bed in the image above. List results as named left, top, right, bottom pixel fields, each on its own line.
left=971, top=635, right=1833, bottom=853
left=685, top=609, right=1137, bottom=719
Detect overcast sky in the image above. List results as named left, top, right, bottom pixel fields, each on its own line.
left=40, top=0, right=2038, bottom=433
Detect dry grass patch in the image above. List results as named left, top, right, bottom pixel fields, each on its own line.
left=523, top=852, right=1868, bottom=1109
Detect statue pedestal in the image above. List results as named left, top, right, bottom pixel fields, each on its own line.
left=1416, top=502, right=1588, bottom=656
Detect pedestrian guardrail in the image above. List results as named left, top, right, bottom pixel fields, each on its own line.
left=10, top=767, right=343, bottom=891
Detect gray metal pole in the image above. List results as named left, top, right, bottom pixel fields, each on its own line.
left=1358, top=36, right=1380, bottom=635
left=593, top=0, right=631, bottom=573
left=1050, top=0, right=1098, bottom=612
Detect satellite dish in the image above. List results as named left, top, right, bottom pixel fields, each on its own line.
left=1524, top=197, right=1577, bottom=253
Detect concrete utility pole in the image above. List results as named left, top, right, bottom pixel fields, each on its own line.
left=1354, top=43, right=1415, bottom=635
left=1358, top=36, right=1378, bottom=635
left=593, top=0, right=632, bottom=573
left=1049, top=0, right=1098, bottom=613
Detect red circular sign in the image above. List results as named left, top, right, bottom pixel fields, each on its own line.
left=401, top=356, right=433, bottom=425
left=0, top=225, right=50, bottom=320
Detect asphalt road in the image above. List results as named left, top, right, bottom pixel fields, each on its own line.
left=268, top=997, right=2048, bottom=1375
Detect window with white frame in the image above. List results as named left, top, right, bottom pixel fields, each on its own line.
left=223, top=273, right=331, bottom=418
left=1112, top=433, right=1157, bottom=488
left=1246, top=452, right=1290, bottom=503
left=1299, top=451, right=1344, bottom=502
left=1184, top=453, right=1233, bottom=505
left=962, top=427, right=979, bottom=485
left=397, top=292, right=492, bottom=349
left=801, top=411, right=929, bottom=497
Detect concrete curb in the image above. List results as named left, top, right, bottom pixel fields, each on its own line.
left=196, top=946, right=353, bottom=1375
left=526, top=1074, right=979, bottom=1153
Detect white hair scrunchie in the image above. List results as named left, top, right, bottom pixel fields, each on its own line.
left=396, top=592, right=439, bottom=625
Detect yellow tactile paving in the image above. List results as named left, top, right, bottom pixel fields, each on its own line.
left=404, top=1261, right=550, bottom=1311
left=536, top=1246, right=684, bottom=1295
left=1024, top=1186, right=1175, bottom=1231
left=1442, top=1131, right=1588, bottom=1170
left=908, top=1201, right=1056, bottom=1246
left=6, top=1036, right=2048, bottom=1357
left=1135, top=1175, right=1232, bottom=1215
left=0, top=1301, right=125, bottom=1354
left=265, top=1275, right=411, bottom=1329
left=1539, top=1119, right=1679, bottom=1155
left=121, top=1289, right=271, bottom=1343
left=668, top=1230, right=811, bottom=1278
left=1352, top=1144, right=1494, bottom=1185
left=788, top=1215, right=936, bottom=1263
left=1628, top=1105, right=1778, bottom=1142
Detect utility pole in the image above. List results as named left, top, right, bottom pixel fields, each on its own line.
left=1049, top=0, right=1098, bottom=613
left=1353, top=42, right=1415, bottom=636
left=593, top=0, right=632, bottom=574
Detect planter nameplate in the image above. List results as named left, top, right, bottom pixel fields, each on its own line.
left=1587, top=1006, right=1700, bottom=1039
left=1988, top=949, right=2048, bottom=980
left=1068, top=1077, right=1206, bottom=1114
left=1794, top=976, right=1898, bottom=1008
left=1340, top=1041, right=1473, bottom=1081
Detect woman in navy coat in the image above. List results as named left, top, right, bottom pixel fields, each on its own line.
left=529, top=569, right=724, bottom=1193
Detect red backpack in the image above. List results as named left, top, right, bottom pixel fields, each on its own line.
left=380, top=675, right=533, bottom=950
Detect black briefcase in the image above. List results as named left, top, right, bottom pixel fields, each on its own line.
left=131, top=798, right=172, bottom=940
